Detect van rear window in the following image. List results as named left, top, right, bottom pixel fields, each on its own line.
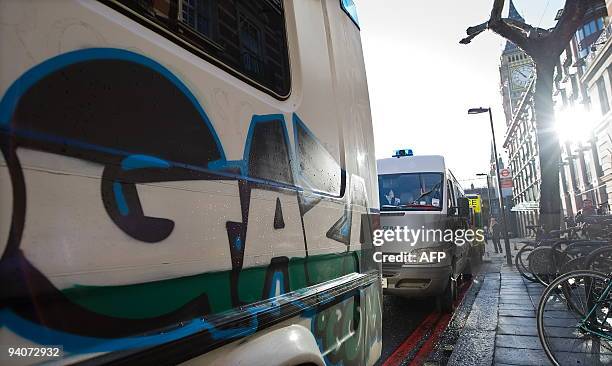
left=101, top=0, right=291, bottom=99
left=378, top=173, right=443, bottom=211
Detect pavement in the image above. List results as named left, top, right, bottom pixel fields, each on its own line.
left=442, top=237, right=559, bottom=366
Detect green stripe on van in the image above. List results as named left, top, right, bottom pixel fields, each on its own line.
left=61, top=251, right=360, bottom=319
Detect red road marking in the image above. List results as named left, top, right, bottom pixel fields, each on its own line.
left=409, top=312, right=451, bottom=366
left=382, top=312, right=440, bottom=366
left=383, top=280, right=472, bottom=366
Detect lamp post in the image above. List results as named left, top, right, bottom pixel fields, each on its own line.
left=469, top=107, right=512, bottom=266
left=476, top=173, right=492, bottom=225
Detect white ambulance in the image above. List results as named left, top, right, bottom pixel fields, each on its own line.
left=377, top=151, right=473, bottom=312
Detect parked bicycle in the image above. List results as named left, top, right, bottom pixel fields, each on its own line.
left=530, top=215, right=612, bottom=365
left=515, top=216, right=612, bottom=286
left=537, top=270, right=612, bottom=365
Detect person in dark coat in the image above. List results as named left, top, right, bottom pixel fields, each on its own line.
left=490, top=218, right=503, bottom=254
left=582, top=199, right=596, bottom=217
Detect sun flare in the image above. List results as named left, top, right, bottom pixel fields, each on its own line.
left=555, top=106, right=597, bottom=143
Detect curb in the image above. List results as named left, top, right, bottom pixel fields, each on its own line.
left=423, top=273, right=484, bottom=365
left=446, top=272, right=499, bottom=366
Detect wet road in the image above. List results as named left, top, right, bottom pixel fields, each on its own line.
left=376, top=278, right=474, bottom=366
left=377, top=296, right=433, bottom=365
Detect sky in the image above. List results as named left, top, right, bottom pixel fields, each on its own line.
left=353, top=0, right=566, bottom=188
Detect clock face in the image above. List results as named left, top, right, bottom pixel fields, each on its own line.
left=511, top=65, right=533, bottom=90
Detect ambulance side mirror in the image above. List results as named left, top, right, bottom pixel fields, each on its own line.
left=457, top=197, right=470, bottom=218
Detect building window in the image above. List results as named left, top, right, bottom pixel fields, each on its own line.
left=584, top=20, right=597, bottom=37
left=573, top=159, right=582, bottom=188
left=607, top=65, right=612, bottom=106
left=584, top=152, right=593, bottom=184
left=576, top=27, right=585, bottom=42
left=597, top=77, right=610, bottom=115
left=570, top=75, right=579, bottom=100
left=561, top=89, right=568, bottom=106
left=182, top=0, right=211, bottom=37
left=103, top=0, right=291, bottom=99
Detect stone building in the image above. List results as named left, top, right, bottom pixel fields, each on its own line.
left=499, top=1, right=539, bottom=236
left=581, top=0, right=612, bottom=212
left=500, top=0, right=608, bottom=236
left=554, top=1, right=608, bottom=217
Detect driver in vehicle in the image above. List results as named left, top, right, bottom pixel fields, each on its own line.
left=385, top=189, right=401, bottom=206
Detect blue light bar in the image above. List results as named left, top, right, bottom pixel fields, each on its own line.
left=393, top=149, right=413, bottom=158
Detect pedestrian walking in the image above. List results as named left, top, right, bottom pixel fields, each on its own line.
left=490, top=218, right=503, bottom=254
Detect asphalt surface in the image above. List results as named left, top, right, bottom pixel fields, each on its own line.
left=374, top=242, right=509, bottom=365
left=376, top=295, right=434, bottom=365
left=375, top=250, right=493, bottom=365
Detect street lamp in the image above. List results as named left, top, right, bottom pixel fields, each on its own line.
left=469, top=107, right=512, bottom=266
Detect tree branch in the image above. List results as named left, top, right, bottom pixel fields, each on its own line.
left=460, top=0, right=505, bottom=44
left=460, top=21, right=488, bottom=44
left=467, top=21, right=489, bottom=36
left=504, top=19, right=551, bottom=39
left=489, top=18, right=537, bottom=55
left=460, top=0, right=587, bottom=60
left=460, top=0, right=537, bottom=54
left=490, top=0, right=504, bottom=21
left=503, top=19, right=533, bottom=35
left=549, top=0, right=589, bottom=54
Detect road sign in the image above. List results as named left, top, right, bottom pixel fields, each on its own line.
left=468, top=196, right=481, bottom=213
left=500, top=178, right=513, bottom=188
left=499, top=168, right=513, bottom=189
left=511, top=201, right=539, bottom=211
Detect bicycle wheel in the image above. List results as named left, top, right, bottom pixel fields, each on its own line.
left=515, top=244, right=537, bottom=283
left=558, top=256, right=585, bottom=275
left=537, top=270, right=612, bottom=366
left=528, top=246, right=556, bottom=286
left=585, top=245, right=612, bottom=273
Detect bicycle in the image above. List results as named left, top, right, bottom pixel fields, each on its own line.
left=517, top=217, right=612, bottom=286
left=537, top=269, right=612, bottom=365
left=515, top=225, right=582, bottom=285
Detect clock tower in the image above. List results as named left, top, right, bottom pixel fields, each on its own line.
left=500, top=0, right=535, bottom=125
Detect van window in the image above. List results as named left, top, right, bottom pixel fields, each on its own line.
left=447, top=180, right=455, bottom=210
left=103, top=0, right=291, bottom=98
left=453, top=183, right=463, bottom=203
left=378, top=173, right=443, bottom=211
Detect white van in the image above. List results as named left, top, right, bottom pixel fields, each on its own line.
left=0, top=1, right=382, bottom=365
left=377, top=152, right=472, bottom=312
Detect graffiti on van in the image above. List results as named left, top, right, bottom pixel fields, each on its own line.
left=0, top=48, right=380, bottom=361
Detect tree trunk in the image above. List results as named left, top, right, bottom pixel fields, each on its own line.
left=460, top=0, right=590, bottom=233
left=533, top=58, right=561, bottom=232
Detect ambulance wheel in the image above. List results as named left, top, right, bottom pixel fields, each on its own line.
left=436, top=275, right=456, bottom=313
left=463, top=256, right=474, bottom=282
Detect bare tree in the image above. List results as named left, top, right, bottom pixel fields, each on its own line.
left=461, top=0, right=590, bottom=232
